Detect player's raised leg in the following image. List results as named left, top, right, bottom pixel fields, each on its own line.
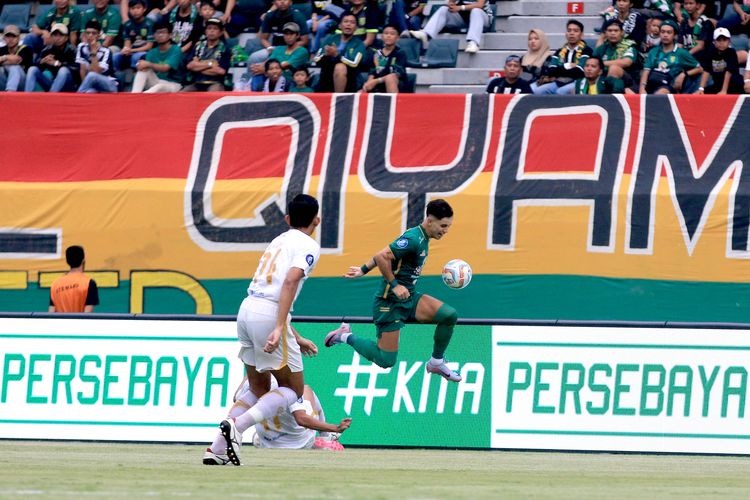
left=415, top=294, right=461, bottom=382
left=326, top=323, right=400, bottom=368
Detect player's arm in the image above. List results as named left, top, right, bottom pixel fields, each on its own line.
left=344, top=256, right=377, bottom=278
left=374, top=247, right=409, bottom=299
left=292, top=410, right=351, bottom=433
left=290, top=324, right=318, bottom=357
left=263, top=267, right=304, bottom=353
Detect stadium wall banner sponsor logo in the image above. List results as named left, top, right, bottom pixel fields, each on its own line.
left=492, top=325, right=750, bottom=455
left=1, top=94, right=750, bottom=318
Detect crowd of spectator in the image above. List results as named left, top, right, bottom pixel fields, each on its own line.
left=2, top=0, right=750, bottom=94
left=487, top=0, right=750, bottom=95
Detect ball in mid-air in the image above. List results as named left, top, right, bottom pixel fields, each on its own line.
left=442, top=259, right=472, bottom=289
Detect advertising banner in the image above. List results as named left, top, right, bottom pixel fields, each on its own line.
left=2, top=315, right=748, bottom=454
left=2, top=94, right=750, bottom=322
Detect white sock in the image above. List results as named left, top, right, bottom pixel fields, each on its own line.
left=340, top=332, right=351, bottom=343
left=429, top=357, right=444, bottom=366
left=210, top=433, right=226, bottom=454
left=210, top=382, right=262, bottom=453
left=234, top=386, right=298, bottom=433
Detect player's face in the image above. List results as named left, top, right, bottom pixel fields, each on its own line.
left=606, top=25, right=623, bottom=44
left=425, top=215, right=453, bottom=240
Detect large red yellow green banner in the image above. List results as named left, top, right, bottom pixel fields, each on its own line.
left=1, top=94, right=749, bottom=320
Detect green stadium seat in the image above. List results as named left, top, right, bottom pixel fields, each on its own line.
left=422, top=38, right=459, bottom=68
left=397, top=38, right=422, bottom=68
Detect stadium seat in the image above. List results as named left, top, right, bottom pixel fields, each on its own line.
left=731, top=34, right=749, bottom=52
left=0, top=3, right=31, bottom=32
left=398, top=38, right=422, bottom=68
left=422, top=38, right=459, bottom=68
left=403, top=72, right=417, bottom=93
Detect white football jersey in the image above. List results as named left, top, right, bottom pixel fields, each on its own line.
left=247, top=229, right=320, bottom=305
left=254, top=398, right=316, bottom=449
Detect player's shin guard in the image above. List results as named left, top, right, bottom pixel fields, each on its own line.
left=233, top=386, right=299, bottom=433
left=346, top=335, right=398, bottom=368
left=432, top=304, right=458, bottom=359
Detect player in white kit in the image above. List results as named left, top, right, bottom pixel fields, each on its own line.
left=208, top=194, right=325, bottom=466
left=203, top=376, right=351, bottom=463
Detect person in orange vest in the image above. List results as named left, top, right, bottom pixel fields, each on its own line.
left=49, top=245, right=99, bottom=313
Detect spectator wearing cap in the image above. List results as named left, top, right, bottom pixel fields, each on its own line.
left=408, top=0, right=493, bottom=54
left=76, top=19, right=118, bottom=92
left=240, top=21, right=310, bottom=90
left=640, top=18, right=702, bottom=94
left=0, top=26, right=33, bottom=92
left=533, top=19, right=592, bottom=95
left=132, top=20, right=184, bottom=92
left=593, top=19, right=639, bottom=92
left=314, top=12, right=367, bottom=92
left=678, top=0, right=713, bottom=56
left=182, top=17, right=231, bottom=91
left=361, top=24, right=408, bottom=93
left=79, top=0, right=123, bottom=50
left=574, top=56, right=624, bottom=94
left=486, top=54, right=533, bottom=94
left=26, top=0, right=82, bottom=56
left=598, top=0, right=646, bottom=49
left=221, top=0, right=274, bottom=37
left=24, top=23, right=77, bottom=92
left=246, top=0, right=310, bottom=69
left=699, top=27, right=744, bottom=94
left=115, top=0, right=156, bottom=72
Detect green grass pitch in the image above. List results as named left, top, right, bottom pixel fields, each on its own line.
left=0, top=441, right=748, bottom=498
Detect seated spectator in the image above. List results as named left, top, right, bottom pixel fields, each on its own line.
left=640, top=19, right=703, bottom=94
left=261, top=58, right=288, bottom=91
left=643, top=16, right=662, bottom=54
left=246, top=0, right=310, bottom=68
left=574, top=56, right=624, bottom=93
left=24, top=23, right=77, bottom=93
left=80, top=0, right=123, bottom=51
left=593, top=19, right=639, bottom=91
left=308, top=0, right=345, bottom=53
left=132, top=20, right=183, bottom=92
left=114, top=0, right=156, bottom=71
left=121, top=0, right=170, bottom=22
left=521, top=28, right=551, bottom=83
left=361, top=24, right=407, bottom=93
left=486, top=54, right=532, bottom=94
left=290, top=66, right=314, bottom=92
left=76, top=20, right=118, bottom=92
left=222, top=0, right=273, bottom=37
left=170, top=0, right=201, bottom=53
left=344, top=0, right=382, bottom=49
left=700, top=28, right=743, bottom=93
left=0, top=25, right=33, bottom=92
left=598, top=0, right=646, bottom=49
left=189, top=0, right=223, bottom=50
left=679, top=0, right=713, bottom=56
left=532, top=19, right=592, bottom=95
left=389, top=0, right=425, bottom=37
left=718, top=0, right=750, bottom=36
left=26, top=0, right=81, bottom=56
left=314, top=13, right=367, bottom=92
left=237, top=21, right=309, bottom=90
left=182, top=18, right=231, bottom=91
left=408, top=0, right=493, bottom=54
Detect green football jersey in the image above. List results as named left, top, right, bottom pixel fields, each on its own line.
left=375, top=225, right=430, bottom=299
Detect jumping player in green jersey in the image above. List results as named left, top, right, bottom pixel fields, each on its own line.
left=324, top=199, right=461, bottom=382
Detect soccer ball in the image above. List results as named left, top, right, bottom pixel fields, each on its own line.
left=442, top=259, right=472, bottom=289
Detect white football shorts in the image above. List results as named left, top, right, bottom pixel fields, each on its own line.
left=236, top=296, right=303, bottom=373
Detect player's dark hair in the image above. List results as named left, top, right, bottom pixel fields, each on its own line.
left=288, top=194, right=319, bottom=228
left=66, top=245, right=85, bottom=268
left=426, top=199, right=453, bottom=220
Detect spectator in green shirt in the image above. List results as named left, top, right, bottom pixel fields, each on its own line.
left=314, top=13, right=367, bottom=92
left=80, top=0, right=123, bottom=49
left=640, top=19, right=702, bottom=94
left=26, top=0, right=81, bottom=55
left=593, top=19, right=639, bottom=92
left=132, top=19, right=184, bottom=92
left=290, top=67, right=314, bottom=92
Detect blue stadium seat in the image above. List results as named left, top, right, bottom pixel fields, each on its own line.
left=422, top=38, right=458, bottom=68
left=403, top=72, right=417, bottom=93
left=0, top=3, right=31, bottom=32
left=731, top=34, right=749, bottom=52
left=397, top=38, right=422, bottom=68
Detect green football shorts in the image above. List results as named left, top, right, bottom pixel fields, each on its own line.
left=372, top=292, right=423, bottom=336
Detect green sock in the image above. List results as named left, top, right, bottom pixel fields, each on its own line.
left=346, top=335, right=398, bottom=368
left=432, top=304, right=458, bottom=359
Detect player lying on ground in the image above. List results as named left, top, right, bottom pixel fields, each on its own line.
left=204, top=374, right=352, bottom=464
left=325, top=199, right=462, bottom=382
